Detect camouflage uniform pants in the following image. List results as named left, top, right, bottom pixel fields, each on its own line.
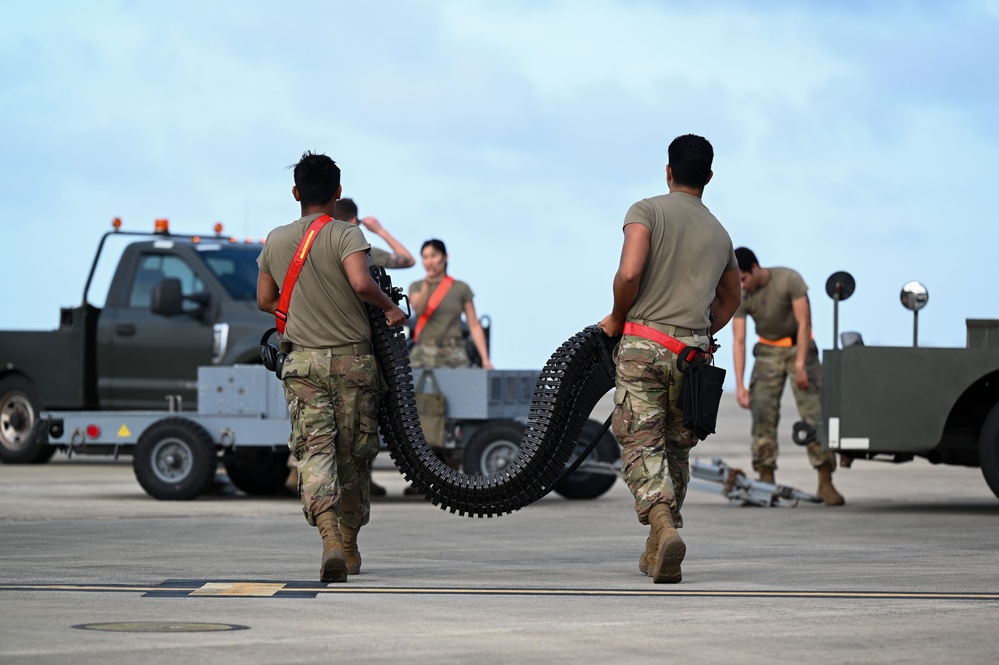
left=281, top=349, right=385, bottom=528
left=409, top=343, right=470, bottom=369
left=749, top=342, right=835, bottom=472
left=612, top=333, right=709, bottom=529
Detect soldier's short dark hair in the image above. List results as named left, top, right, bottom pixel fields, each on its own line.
left=735, top=247, right=759, bottom=272
left=334, top=198, right=358, bottom=221
left=668, top=134, right=713, bottom=188
left=292, top=152, right=340, bottom=206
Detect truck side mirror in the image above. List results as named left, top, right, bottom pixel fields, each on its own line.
left=151, top=278, right=184, bottom=316
left=900, top=280, right=929, bottom=347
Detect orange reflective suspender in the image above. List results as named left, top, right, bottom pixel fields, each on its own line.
left=274, top=214, right=332, bottom=334
left=413, top=275, right=455, bottom=343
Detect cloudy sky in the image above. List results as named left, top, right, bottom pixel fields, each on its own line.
left=2, top=1, right=997, bottom=379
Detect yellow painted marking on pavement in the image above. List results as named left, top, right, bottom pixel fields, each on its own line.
left=117, top=424, right=131, bottom=437
left=190, top=582, right=285, bottom=597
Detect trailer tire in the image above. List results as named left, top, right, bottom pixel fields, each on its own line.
left=0, top=375, right=56, bottom=464
left=463, top=421, right=526, bottom=476
left=979, top=401, right=999, bottom=501
left=134, top=418, right=217, bottom=500
left=223, top=448, right=290, bottom=496
left=553, top=419, right=619, bottom=500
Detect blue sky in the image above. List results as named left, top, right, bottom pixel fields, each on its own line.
left=2, top=1, right=998, bottom=378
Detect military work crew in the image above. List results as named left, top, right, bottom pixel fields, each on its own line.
left=731, top=247, right=844, bottom=506
left=257, top=152, right=406, bottom=583
left=599, top=134, right=741, bottom=583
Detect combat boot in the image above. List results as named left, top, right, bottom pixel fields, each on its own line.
left=648, top=504, right=685, bottom=584
left=758, top=467, right=775, bottom=484
left=638, top=528, right=656, bottom=576
left=816, top=464, right=845, bottom=506
left=340, top=523, right=362, bottom=575
left=316, top=512, right=348, bottom=583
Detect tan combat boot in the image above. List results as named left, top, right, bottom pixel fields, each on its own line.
left=638, top=528, right=656, bottom=576
left=758, top=467, right=775, bottom=484
left=648, top=505, right=685, bottom=584
left=340, top=523, right=362, bottom=575
left=816, top=464, right=845, bottom=506
left=316, top=512, right=348, bottom=583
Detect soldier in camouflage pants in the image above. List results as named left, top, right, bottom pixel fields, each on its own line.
left=612, top=334, right=710, bottom=530
left=282, top=350, right=385, bottom=529
left=749, top=342, right=835, bottom=473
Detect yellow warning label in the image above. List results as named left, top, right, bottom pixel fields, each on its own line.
left=118, top=425, right=131, bottom=437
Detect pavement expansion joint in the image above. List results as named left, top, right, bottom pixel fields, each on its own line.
left=3, top=581, right=999, bottom=601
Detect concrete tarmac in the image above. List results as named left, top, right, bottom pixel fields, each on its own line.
left=2, top=393, right=998, bottom=664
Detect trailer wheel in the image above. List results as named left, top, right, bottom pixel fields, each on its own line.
left=0, top=375, right=56, bottom=464
left=134, top=418, right=217, bottom=500
left=462, top=420, right=526, bottom=476
left=222, top=448, right=290, bottom=496
left=553, top=419, right=619, bottom=500
left=979, top=401, right=999, bottom=501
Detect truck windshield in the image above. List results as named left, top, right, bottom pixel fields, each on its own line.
left=197, top=244, right=262, bottom=301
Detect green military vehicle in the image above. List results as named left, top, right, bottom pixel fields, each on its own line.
left=0, top=219, right=274, bottom=464
left=819, top=274, right=999, bottom=499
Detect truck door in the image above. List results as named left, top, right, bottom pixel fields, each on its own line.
left=99, top=252, right=214, bottom=409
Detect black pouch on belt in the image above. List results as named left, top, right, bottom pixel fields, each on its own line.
left=675, top=346, right=726, bottom=441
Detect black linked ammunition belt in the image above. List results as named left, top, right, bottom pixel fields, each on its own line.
left=366, top=269, right=617, bottom=518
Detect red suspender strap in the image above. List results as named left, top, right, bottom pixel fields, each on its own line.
left=413, top=275, right=455, bottom=342
left=274, top=214, right=332, bottom=334
left=622, top=322, right=702, bottom=363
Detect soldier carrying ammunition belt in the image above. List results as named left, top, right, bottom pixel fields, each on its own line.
left=256, top=151, right=407, bottom=583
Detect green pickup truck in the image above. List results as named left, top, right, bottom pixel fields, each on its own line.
left=0, top=220, right=273, bottom=463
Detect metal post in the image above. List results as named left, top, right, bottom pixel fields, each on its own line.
left=833, top=294, right=840, bottom=350
left=913, top=310, right=919, bottom=347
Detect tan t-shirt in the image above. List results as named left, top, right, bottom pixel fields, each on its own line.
left=368, top=247, right=391, bottom=267
left=624, top=191, right=737, bottom=331
left=408, top=278, right=473, bottom=343
left=257, top=214, right=372, bottom=348
left=735, top=267, right=808, bottom=340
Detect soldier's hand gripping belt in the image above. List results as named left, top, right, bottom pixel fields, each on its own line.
left=675, top=344, right=726, bottom=441
left=365, top=265, right=618, bottom=518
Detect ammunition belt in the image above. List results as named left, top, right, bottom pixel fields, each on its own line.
left=366, top=272, right=617, bottom=518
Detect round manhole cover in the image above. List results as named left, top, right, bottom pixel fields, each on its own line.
left=73, top=622, right=249, bottom=633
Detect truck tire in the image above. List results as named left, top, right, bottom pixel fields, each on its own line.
left=0, top=375, right=56, bottom=464
left=222, top=448, right=290, bottom=496
left=462, top=420, right=526, bottom=476
left=553, top=419, right=619, bottom=500
left=979, top=401, right=999, bottom=500
left=133, top=418, right=217, bottom=500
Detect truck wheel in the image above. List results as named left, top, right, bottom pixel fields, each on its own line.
left=134, top=418, right=217, bottom=500
left=462, top=420, right=526, bottom=476
left=553, top=419, right=619, bottom=500
left=0, top=375, right=56, bottom=464
left=979, top=402, right=999, bottom=500
left=222, top=448, right=290, bottom=496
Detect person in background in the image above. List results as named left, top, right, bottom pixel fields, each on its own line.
left=731, top=246, right=844, bottom=506
left=407, top=239, right=493, bottom=476
left=333, top=198, right=415, bottom=269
